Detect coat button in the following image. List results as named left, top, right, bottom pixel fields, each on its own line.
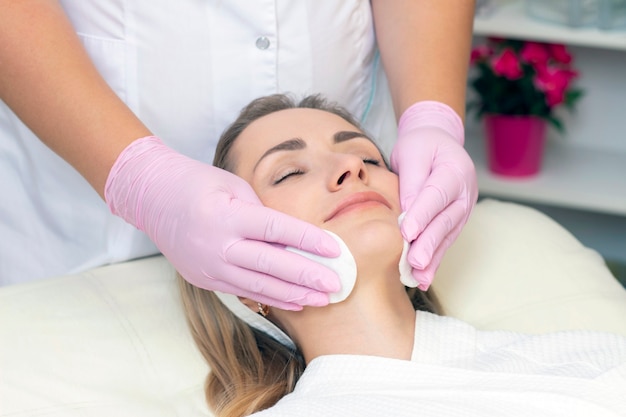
left=255, top=36, right=270, bottom=50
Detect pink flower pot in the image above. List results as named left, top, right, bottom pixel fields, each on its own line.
left=483, top=115, right=547, bottom=177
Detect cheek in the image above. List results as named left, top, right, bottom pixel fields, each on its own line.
left=390, top=175, right=400, bottom=202
left=378, top=172, right=402, bottom=213
left=259, top=190, right=318, bottom=224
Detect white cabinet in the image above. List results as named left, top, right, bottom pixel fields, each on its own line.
left=467, top=0, right=626, bottom=268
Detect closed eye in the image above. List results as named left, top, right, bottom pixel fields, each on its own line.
left=273, top=169, right=305, bottom=185
left=363, top=158, right=381, bottom=166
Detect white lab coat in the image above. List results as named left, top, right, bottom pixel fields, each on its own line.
left=0, top=0, right=396, bottom=285
left=252, top=312, right=626, bottom=417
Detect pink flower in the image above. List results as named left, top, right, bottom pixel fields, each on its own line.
left=470, top=45, right=493, bottom=64
left=491, top=48, right=523, bottom=80
left=468, top=38, right=583, bottom=127
left=535, top=66, right=578, bottom=107
left=548, top=44, right=573, bottom=64
left=520, top=42, right=550, bottom=66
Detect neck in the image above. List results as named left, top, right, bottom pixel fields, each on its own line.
left=275, top=266, right=417, bottom=363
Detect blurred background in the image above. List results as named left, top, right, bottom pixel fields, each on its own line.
left=469, top=0, right=626, bottom=286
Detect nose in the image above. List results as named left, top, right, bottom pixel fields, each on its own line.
left=330, top=154, right=368, bottom=190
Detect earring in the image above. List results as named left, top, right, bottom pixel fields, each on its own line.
left=257, top=303, right=270, bottom=317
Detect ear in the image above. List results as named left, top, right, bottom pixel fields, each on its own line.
left=239, top=297, right=271, bottom=317
left=238, top=297, right=259, bottom=313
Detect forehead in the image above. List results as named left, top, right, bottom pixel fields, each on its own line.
left=244, top=107, right=358, bottom=142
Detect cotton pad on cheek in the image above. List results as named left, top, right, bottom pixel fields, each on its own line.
left=286, top=230, right=357, bottom=303
left=398, top=213, right=419, bottom=288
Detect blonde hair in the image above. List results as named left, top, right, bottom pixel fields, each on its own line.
left=178, top=94, right=440, bottom=417
left=177, top=277, right=305, bottom=417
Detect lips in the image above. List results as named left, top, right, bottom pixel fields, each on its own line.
left=324, top=191, right=392, bottom=222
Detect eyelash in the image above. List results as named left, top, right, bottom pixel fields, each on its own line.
left=363, top=158, right=381, bottom=166
left=273, top=169, right=305, bottom=185
left=273, top=157, right=382, bottom=185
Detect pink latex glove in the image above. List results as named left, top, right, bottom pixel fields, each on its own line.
left=105, top=136, right=341, bottom=310
left=391, top=101, right=478, bottom=290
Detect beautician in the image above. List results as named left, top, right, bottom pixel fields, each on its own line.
left=0, top=1, right=477, bottom=310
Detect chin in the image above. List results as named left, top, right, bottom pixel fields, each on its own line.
left=332, top=217, right=404, bottom=270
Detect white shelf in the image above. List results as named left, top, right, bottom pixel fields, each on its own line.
left=465, top=133, right=626, bottom=217
left=475, top=1, right=626, bottom=50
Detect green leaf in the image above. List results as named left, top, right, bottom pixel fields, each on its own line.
left=548, top=116, right=564, bottom=133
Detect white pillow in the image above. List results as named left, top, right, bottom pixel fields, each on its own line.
left=0, top=256, right=211, bottom=416
left=1, top=199, right=625, bottom=416
left=434, top=199, right=626, bottom=335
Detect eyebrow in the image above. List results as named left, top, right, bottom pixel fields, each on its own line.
left=253, top=130, right=372, bottom=172
left=333, top=130, right=371, bottom=143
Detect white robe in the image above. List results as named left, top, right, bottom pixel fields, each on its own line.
left=252, top=312, right=626, bottom=416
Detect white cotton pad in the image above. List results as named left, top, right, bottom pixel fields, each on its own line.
left=286, top=230, right=357, bottom=304
left=398, top=213, right=419, bottom=288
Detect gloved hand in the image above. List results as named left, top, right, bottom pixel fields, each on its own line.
left=391, top=101, right=478, bottom=290
left=105, top=136, right=341, bottom=310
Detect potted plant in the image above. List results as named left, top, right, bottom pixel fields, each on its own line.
left=468, top=38, right=584, bottom=177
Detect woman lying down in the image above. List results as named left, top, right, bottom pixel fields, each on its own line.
left=178, top=94, right=626, bottom=417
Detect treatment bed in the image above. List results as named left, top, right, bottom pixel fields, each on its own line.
left=2, top=199, right=625, bottom=416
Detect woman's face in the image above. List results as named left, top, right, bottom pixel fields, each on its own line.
left=230, top=108, right=403, bottom=264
